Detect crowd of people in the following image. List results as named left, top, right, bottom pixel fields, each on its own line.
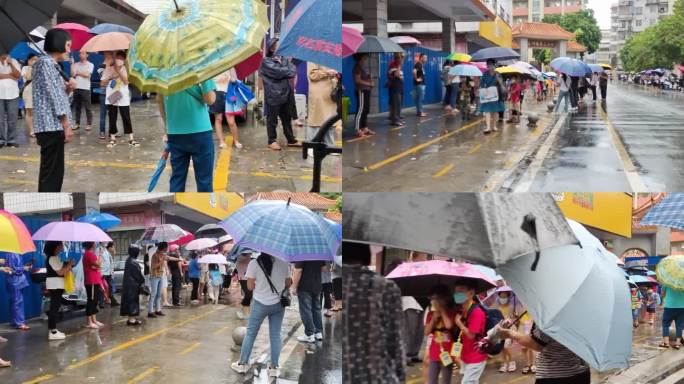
left=617, top=71, right=684, bottom=91
left=0, top=237, right=343, bottom=377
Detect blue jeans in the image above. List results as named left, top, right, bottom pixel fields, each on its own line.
left=239, top=299, right=285, bottom=367
left=662, top=307, right=684, bottom=338
left=555, top=90, right=570, bottom=112
left=450, top=85, right=459, bottom=109
left=414, top=84, right=426, bottom=115
left=98, top=92, right=107, bottom=134
left=298, top=290, right=323, bottom=336
left=148, top=276, right=163, bottom=313
left=167, top=130, right=214, bottom=192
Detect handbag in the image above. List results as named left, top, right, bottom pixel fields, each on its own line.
left=479, top=86, right=499, bottom=103
left=64, top=271, right=75, bottom=293
left=257, top=258, right=290, bottom=308
left=139, top=284, right=150, bottom=296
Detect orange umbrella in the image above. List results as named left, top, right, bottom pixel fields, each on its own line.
left=0, top=210, right=35, bottom=254
left=81, top=32, right=133, bottom=53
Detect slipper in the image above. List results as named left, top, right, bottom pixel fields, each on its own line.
left=522, top=365, right=530, bottom=374
left=126, top=320, right=143, bottom=326
left=16, top=325, right=30, bottom=331
left=673, top=344, right=681, bottom=350
left=659, top=343, right=670, bottom=348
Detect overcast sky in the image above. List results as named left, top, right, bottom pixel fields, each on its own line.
left=587, top=0, right=612, bottom=30
left=124, top=0, right=166, bottom=14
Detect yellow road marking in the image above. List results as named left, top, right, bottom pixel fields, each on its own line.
left=213, top=325, right=230, bottom=334
left=432, top=164, right=454, bottom=178
left=178, top=342, right=202, bottom=355
left=233, top=171, right=341, bottom=183
left=127, top=366, right=159, bottom=384
left=366, top=118, right=484, bottom=171
left=502, top=375, right=534, bottom=384
left=21, top=374, right=55, bottom=384
left=345, top=135, right=372, bottom=143
left=2, top=178, right=37, bottom=186
left=213, top=137, right=233, bottom=191
left=468, top=143, right=482, bottom=154
left=0, top=155, right=158, bottom=170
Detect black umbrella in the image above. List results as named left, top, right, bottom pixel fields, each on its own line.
left=195, top=223, right=228, bottom=239
left=356, top=35, right=404, bottom=54
left=470, top=46, right=520, bottom=62
left=0, top=0, right=64, bottom=54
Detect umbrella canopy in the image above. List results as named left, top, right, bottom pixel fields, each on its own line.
left=54, top=22, right=93, bottom=51
left=219, top=200, right=339, bottom=262
left=185, top=237, right=218, bottom=251
left=656, top=255, right=684, bottom=290
left=343, top=193, right=578, bottom=268
left=599, top=63, right=612, bottom=70
left=89, top=23, right=135, bottom=35
left=0, top=0, right=63, bottom=54
left=0, top=210, right=35, bottom=254
left=588, top=64, right=604, bottom=73
left=168, top=230, right=194, bottom=246
left=9, top=40, right=43, bottom=62
left=128, top=0, right=269, bottom=95
left=390, top=35, right=421, bottom=45
left=629, top=274, right=658, bottom=286
left=447, top=52, right=471, bottom=62
left=550, top=57, right=591, bottom=77
left=355, top=35, right=404, bottom=54
left=543, top=71, right=558, bottom=78
left=139, top=224, right=191, bottom=244
left=81, top=31, right=133, bottom=53
left=386, top=260, right=496, bottom=297
left=342, top=26, right=363, bottom=58
left=498, top=219, right=632, bottom=371
left=75, top=212, right=121, bottom=230
left=470, top=47, right=520, bottom=62
left=276, top=0, right=341, bottom=71
left=640, top=193, right=684, bottom=230
left=32, top=221, right=112, bottom=242
left=449, top=64, right=483, bottom=77
left=195, top=223, right=228, bottom=238
left=324, top=218, right=342, bottom=241
left=472, top=264, right=503, bottom=282
left=496, top=65, right=531, bottom=76
left=198, top=253, right=229, bottom=264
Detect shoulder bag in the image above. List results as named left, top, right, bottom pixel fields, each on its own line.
left=257, top=259, right=291, bottom=308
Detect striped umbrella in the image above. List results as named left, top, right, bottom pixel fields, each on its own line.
left=139, top=224, right=192, bottom=244
left=640, top=193, right=684, bottom=230
left=0, top=210, right=35, bottom=254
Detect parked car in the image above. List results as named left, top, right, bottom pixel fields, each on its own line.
left=112, top=259, right=144, bottom=291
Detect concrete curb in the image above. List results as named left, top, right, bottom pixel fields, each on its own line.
left=604, top=350, right=684, bottom=384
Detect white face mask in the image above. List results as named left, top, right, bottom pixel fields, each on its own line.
left=497, top=297, right=509, bottom=304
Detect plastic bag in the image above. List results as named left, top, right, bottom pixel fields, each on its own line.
left=64, top=271, right=75, bottom=293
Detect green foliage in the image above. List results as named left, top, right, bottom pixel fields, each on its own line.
left=542, top=9, right=602, bottom=54
left=533, top=48, right=552, bottom=65
left=319, top=193, right=342, bottom=212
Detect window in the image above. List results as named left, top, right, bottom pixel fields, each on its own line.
left=532, top=0, right=540, bottom=10
left=635, top=19, right=641, bottom=26
left=532, top=14, right=540, bottom=22
left=659, top=6, right=667, bottom=13
left=636, top=7, right=642, bottom=14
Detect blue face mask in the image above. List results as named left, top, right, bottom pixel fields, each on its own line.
left=453, top=292, right=468, bottom=304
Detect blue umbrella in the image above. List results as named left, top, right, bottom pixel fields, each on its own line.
left=543, top=71, right=558, bottom=78
left=551, top=57, right=591, bottom=77
left=449, top=64, right=483, bottom=77
left=629, top=274, right=658, bottom=285
left=147, top=146, right=169, bottom=192
left=218, top=199, right=339, bottom=262
left=498, top=219, right=632, bottom=371
left=89, top=23, right=135, bottom=35
left=324, top=218, right=342, bottom=241
left=276, top=0, right=341, bottom=72
left=640, top=193, right=684, bottom=230
left=470, top=46, right=520, bottom=62
left=588, top=64, right=604, bottom=73
left=76, top=212, right=121, bottom=230
left=9, top=41, right=42, bottom=62
left=647, top=270, right=656, bottom=276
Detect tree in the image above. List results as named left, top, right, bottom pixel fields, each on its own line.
left=533, top=48, right=552, bottom=66
left=542, top=9, right=602, bottom=54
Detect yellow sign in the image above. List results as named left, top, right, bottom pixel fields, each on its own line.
left=479, top=17, right=512, bottom=49
left=554, top=193, right=632, bottom=238
left=174, top=193, right=244, bottom=220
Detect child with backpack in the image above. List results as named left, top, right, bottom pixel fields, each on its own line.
left=452, top=281, right=490, bottom=384
left=424, top=285, right=459, bottom=384
left=645, top=287, right=660, bottom=325
left=207, top=263, right=223, bottom=305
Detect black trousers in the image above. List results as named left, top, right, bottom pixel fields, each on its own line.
left=108, top=105, right=132, bottom=135
left=36, top=131, right=65, bottom=192
left=190, top=277, right=199, bottom=301
left=590, top=85, right=597, bottom=100
left=239, top=279, right=252, bottom=307
left=266, top=102, right=296, bottom=144
left=389, top=90, right=403, bottom=123
left=321, top=282, right=333, bottom=309
left=535, top=370, right=590, bottom=384
left=72, top=89, right=92, bottom=126
left=48, top=289, right=64, bottom=330
left=171, top=272, right=182, bottom=305
left=355, top=89, right=370, bottom=130
left=85, top=284, right=101, bottom=316
left=332, top=277, right=342, bottom=300
left=600, top=84, right=607, bottom=99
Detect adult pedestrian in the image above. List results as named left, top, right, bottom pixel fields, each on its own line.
left=499, top=323, right=590, bottom=383
left=148, top=242, right=167, bottom=318
left=293, top=260, right=325, bottom=343
left=452, top=281, right=488, bottom=384
left=82, top=242, right=104, bottom=329
left=0, top=53, right=21, bottom=148
left=590, top=72, right=598, bottom=101
left=331, top=261, right=342, bottom=311
left=660, top=284, right=684, bottom=349
left=554, top=74, right=571, bottom=113
left=645, top=287, right=660, bottom=325
left=402, top=295, right=424, bottom=366
left=166, top=244, right=183, bottom=307
left=188, top=251, right=201, bottom=305
left=235, top=249, right=254, bottom=319
left=599, top=71, right=608, bottom=100
left=631, top=286, right=642, bottom=328
left=478, top=59, right=505, bottom=134
left=21, top=54, right=38, bottom=138
left=210, top=68, right=242, bottom=149
left=353, top=53, right=374, bottom=137
left=32, top=28, right=75, bottom=192
left=0, top=253, right=30, bottom=330
left=102, top=51, right=137, bottom=147
left=424, top=284, right=457, bottom=384
left=322, top=263, right=334, bottom=317
left=569, top=76, right=579, bottom=111
left=120, top=245, right=144, bottom=326
left=71, top=50, right=94, bottom=131
left=388, top=52, right=405, bottom=127
left=98, top=242, right=119, bottom=307
left=231, top=252, right=292, bottom=378
left=259, top=38, right=301, bottom=151
left=448, top=65, right=461, bottom=114
left=442, top=60, right=453, bottom=110
left=95, top=61, right=110, bottom=139
left=307, top=63, right=339, bottom=147
left=45, top=241, right=72, bottom=340
left=342, top=241, right=405, bottom=384
left=459, top=77, right=472, bottom=121
left=413, top=53, right=428, bottom=117
left=157, top=77, right=216, bottom=192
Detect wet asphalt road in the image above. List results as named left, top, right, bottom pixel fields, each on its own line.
left=0, top=101, right=341, bottom=192
left=0, top=283, right=341, bottom=384
left=343, top=83, right=684, bottom=192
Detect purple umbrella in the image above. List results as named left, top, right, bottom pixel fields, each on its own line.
left=32, top=221, right=112, bottom=242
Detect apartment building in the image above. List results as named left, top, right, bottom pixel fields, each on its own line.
left=512, top=0, right=588, bottom=25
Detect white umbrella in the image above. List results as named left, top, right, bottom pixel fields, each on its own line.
left=29, top=26, right=47, bottom=40
left=343, top=193, right=578, bottom=268
left=185, top=238, right=218, bottom=251
left=198, top=253, right=229, bottom=265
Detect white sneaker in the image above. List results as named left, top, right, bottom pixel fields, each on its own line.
left=314, top=332, right=323, bottom=340
left=297, top=335, right=315, bottom=343
left=230, top=362, right=249, bottom=374
left=236, top=311, right=245, bottom=320
left=48, top=330, right=66, bottom=340
left=268, top=367, right=281, bottom=377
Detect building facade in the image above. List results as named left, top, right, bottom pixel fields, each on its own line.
left=585, top=29, right=617, bottom=65
left=512, top=0, right=588, bottom=25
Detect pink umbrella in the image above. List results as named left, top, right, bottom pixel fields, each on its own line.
left=198, top=253, right=230, bottom=265
left=470, top=61, right=488, bottom=72
left=386, top=260, right=496, bottom=296
left=185, top=237, right=218, bottom=251
left=342, top=26, right=363, bottom=58
left=54, top=23, right=93, bottom=51
left=81, top=32, right=132, bottom=53
left=32, top=221, right=112, bottom=242
left=390, top=35, right=422, bottom=46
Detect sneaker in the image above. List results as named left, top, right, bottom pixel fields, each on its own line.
left=147, top=313, right=157, bottom=318
left=236, top=311, right=245, bottom=320
left=268, top=367, right=281, bottom=377
left=48, top=330, right=66, bottom=340
left=155, top=311, right=166, bottom=316
left=234, top=141, right=243, bottom=149
left=230, top=362, right=249, bottom=374
left=297, top=335, right=315, bottom=343
left=314, top=332, right=323, bottom=340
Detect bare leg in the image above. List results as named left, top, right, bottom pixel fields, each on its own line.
left=226, top=114, right=242, bottom=148
left=26, top=109, right=34, bottom=136
left=214, top=113, right=226, bottom=148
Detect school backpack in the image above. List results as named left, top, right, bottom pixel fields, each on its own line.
left=466, top=302, right=505, bottom=355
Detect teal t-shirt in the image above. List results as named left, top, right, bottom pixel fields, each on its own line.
left=163, top=79, right=216, bottom=135
left=663, top=286, right=684, bottom=308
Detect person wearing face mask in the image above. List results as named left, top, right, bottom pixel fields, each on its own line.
left=491, top=290, right=517, bottom=373
left=452, top=281, right=487, bottom=384
left=424, top=284, right=458, bottom=384
left=478, top=59, right=505, bottom=135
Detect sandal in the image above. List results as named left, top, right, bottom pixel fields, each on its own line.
left=107, top=140, right=116, bottom=148
left=499, top=365, right=507, bottom=373
left=363, top=128, right=376, bottom=135
left=673, top=344, right=681, bottom=350
left=126, top=319, right=143, bottom=326
left=530, top=365, right=537, bottom=373
left=522, top=365, right=530, bottom=374
left=16, top=324, right=30, bottom=331
left=659, top=343, right=670, bottom=348
left=356, top=130, right=367, bottom=138
left=0, top=359, right=10, bottom=368
left=128, top=140, right=140, bottom=147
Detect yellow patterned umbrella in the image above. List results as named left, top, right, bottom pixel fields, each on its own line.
left=127, top=0, right=269, bottom=95
left=656, top=255, right=684, bottom=290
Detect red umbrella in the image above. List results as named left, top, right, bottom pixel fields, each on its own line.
left=234, top=51, right=263, bottom=80
left=54, top=23, right=93, bottom=51
left=169, top=230, right=195, bottom=246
